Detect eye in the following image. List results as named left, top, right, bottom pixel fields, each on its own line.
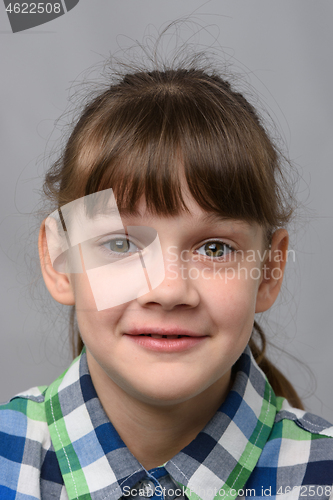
left=195, top=240, right=234, bottom=259
left=101, top=237, right=140, bottom=257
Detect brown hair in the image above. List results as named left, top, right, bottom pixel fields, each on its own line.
left=43, top=64, right=303, bottom=409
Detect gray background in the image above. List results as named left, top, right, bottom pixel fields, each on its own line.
left=0, top=1, right=332, bottom=421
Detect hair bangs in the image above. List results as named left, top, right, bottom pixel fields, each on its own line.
left=83, top=76, right=280, bottom=228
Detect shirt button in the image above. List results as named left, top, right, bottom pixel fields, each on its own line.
left=140, top=480, right=155, bottom=497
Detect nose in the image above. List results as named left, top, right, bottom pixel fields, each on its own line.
left=136, top=249, right=200, bottom=311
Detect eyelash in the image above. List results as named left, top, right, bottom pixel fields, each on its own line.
left=99, top=236, right=141, bottom=258
left=99, top=237, right=235, bottom=261
left=194, top=240, right=235, bottom=260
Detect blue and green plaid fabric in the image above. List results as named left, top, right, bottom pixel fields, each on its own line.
left=1, top=345, right=333, bottom=500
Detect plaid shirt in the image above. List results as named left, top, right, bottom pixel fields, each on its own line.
left=1, top=345, right=333, bottom=500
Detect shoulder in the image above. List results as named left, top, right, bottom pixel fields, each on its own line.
left=274, top=396, right=333, bottom=438
left=0, top=386, right=53, bottom=498
left=0, top=385, right=49, bottom=444
left=0, top=356, right=83, bottom=499
left=257, top=397, right=333, bottom=489
left=245, top=397, right=333, bottom=493
left=0, top=385, right=49, bottom=436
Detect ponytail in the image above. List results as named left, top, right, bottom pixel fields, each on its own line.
left=250, top=321, right=304, bottom=410
left=70, top=306, right=84, bottom=360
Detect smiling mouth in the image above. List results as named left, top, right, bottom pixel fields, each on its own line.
left=125, top=332, right=207, bottom=353
left=138, top=334, right=189, bottom=339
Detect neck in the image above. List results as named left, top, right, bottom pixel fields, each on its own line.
left=87, top=352, right=231, bottom=470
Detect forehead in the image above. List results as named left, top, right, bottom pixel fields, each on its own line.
left=120, top=196, right=261, bottom=238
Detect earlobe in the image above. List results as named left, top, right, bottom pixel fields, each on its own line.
left=255, top=229, right=289, bottom=313
left=38, top=220, right=75, bottom=306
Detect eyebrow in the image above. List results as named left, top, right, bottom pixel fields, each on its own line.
left=201, top=213, right=229, bottom=224
left=119, top=209, right=254, bottom=227
left=200, top=212, right=255, bottom=230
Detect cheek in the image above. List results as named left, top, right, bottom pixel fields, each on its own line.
left=199, top=268, right=260, bottom=331
left=70, top=272, right=96, bottom=311
left=71, top=272, right=125, bottom=338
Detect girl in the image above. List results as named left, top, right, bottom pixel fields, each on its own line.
left=1, top=58, right=333, bottom=500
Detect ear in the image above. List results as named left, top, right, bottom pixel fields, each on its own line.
left=255, top=229, right=289, bottom=313
left=38, top=220, right=75, bottom=305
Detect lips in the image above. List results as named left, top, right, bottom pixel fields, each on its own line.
left=124, top=327, right=208, bottom=352
left=138, top=333, right=183, bottom=339
left=125, top=327, right=204, bottom=338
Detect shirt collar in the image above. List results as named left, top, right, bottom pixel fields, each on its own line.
left=166, top=345, right=277, bottom=499
left=45, top=345, right=276, bottom=500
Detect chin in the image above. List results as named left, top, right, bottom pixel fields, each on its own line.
left=126, top=377, right=212, bottom=406
left=135, top=389, right=200, bottom=406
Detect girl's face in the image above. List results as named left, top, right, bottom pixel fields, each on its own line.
left=67, top=188, right=274, bottom=407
